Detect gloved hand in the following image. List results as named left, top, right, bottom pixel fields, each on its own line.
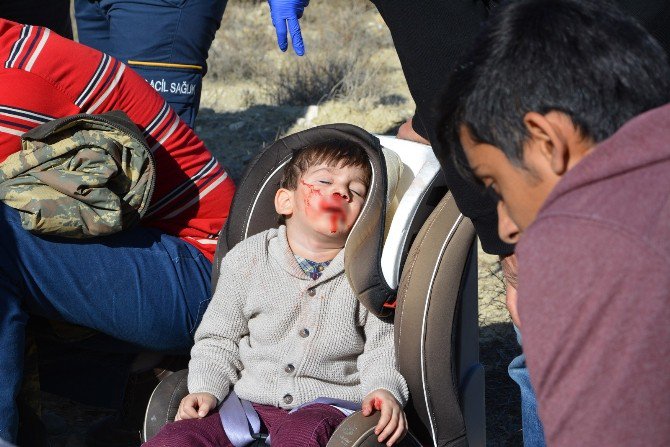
left=268, top=0, right=310, bottom=56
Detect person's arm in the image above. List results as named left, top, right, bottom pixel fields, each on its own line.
left=356, top=310, right=409, bottom=445
left=396, top=116, right=430, bottom=146
left=11, top=22, right=235, bottom=256
left=187, top=251, right=249, bottom=404
left=356, top=311, right=408, bottom=406
left=372, top=0, right=516, bottom=255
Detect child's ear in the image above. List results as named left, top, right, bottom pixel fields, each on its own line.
left=523, top=111, right=570, bottom=175
left=274, top=188, right=294, bottom=217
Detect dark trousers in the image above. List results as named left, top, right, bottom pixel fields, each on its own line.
left=0, top=203, right=212, bottom=443
left=74, top=0, right=228, bottom=127
left=145, top=403, right=347, bottom=447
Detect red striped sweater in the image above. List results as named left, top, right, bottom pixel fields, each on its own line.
left=0, top=19, right=235, bottom=261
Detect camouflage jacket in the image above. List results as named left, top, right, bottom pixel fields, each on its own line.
left=0, top=111, right=155, bottom=238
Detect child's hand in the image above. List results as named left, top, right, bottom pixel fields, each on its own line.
left=361, top=389, right=407, bottom=446
left=175, top=392, right=218, bottom=421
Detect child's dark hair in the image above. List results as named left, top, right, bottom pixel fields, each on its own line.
left=436, top=0, right=670, bottom=182
left=279, top=139, right=372, bottom=190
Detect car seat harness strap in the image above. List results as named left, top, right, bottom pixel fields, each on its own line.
left=219, top=390, right=263, bottom=446
left=218, top=391, right=360, bottom=446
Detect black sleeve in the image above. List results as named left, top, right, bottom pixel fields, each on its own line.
left=0, top=0, right=73, bottom=39
left=371, top=0, right=670, bottom=255
left=613, top=0, right=670, bottom=57
left=371, top=0, right=513, bottom=255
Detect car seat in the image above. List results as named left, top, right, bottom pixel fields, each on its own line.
left=142, top=124, right=485, bottom=446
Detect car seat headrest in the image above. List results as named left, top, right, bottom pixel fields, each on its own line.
left=212, top=123, right=396, bottom=317
left=382, top=148, right=403, bottom=239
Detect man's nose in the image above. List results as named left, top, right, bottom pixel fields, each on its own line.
left=497, top=201, right=520, bottom=244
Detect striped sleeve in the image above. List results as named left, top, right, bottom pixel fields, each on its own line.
left=4, top=25, right=50, bottom=72
left=0, top=105, right=54, bottom=137
left=74, top=53, right=126, bottom=114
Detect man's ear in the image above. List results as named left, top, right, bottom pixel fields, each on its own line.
left=523, top=111, right=570, bottom=175
left=274, top=188, right=294, bottom=217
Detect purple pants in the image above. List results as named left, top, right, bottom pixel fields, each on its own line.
left=143, top=403, right=347, bottom=447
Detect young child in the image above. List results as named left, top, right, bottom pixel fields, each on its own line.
left=144, top=140, right=409, bottom=447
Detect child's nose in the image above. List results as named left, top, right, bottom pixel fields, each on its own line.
left=332, top=190, right=349, bottom=202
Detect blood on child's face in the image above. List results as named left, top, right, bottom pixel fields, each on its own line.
left=292, top=162, right=368, bottom=238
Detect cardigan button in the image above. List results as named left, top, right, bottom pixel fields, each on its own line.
left=283, top=394, right=293, bottom=404
left=285, top=363, right=295, bottom=373
left=299, top=328, right=310, bottom=338
left=307, top=288, right=316, bottom=297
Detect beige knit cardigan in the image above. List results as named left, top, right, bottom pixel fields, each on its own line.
left=188, top=226, right=408, bottom=409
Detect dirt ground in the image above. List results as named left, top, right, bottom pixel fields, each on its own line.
left=38, top=1, right=522, bottom=446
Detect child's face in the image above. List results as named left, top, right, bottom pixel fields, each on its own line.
left=276, top=161, right=369, bottom=244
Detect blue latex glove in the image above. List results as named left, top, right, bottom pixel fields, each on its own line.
left=268, top=0, right=310, bottom=56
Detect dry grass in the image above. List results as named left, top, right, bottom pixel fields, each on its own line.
left=199, top=0, right=413, bottom=179
left=208, top=0, right=395, bottom=106
left=206, top=2, right=276, bottom=83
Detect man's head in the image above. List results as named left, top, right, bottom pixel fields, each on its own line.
left=437, top=0, right=670, bottom=243
left=275, top=140, right=371, bottom=247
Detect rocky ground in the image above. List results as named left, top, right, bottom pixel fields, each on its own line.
left=38, top=1, right=522, bottom=446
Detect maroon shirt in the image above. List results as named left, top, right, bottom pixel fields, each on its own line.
left=517, top=103, right=670, bottom=446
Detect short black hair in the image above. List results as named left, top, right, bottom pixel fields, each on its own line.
left=437, top=0, right=670, bottom=178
